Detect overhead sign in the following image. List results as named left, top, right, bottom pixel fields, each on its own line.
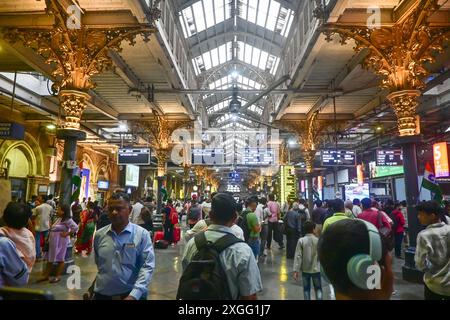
left=0, top=122, right=25, bottom=140
left=191, top=148, right=225, bottom=165
left=376, top=149, right=403, bottom=166
left=321, top=150, right=356, bottom=166
left=369, top=161, right=404, bottom=178
left=433, top=142, right=449, bottom=178
left=118, top=148, right=151, bottom=165
left=228, top=172, right=240, bottom=181
left=239, top=148, right=274, bottom=165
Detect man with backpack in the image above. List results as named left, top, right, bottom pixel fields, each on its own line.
left=178, top=193, right=262, bottom=300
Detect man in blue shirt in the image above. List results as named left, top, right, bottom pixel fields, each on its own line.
left=92, top=191, right=155, bottom=300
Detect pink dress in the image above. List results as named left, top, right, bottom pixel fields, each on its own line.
left=48, top=218, right=78, bottom=263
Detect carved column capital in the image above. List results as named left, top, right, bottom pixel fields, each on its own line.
left=58, top=90, right=91, bottom=130
left=386, top=90, right=421, bottom=136
left=303, top=149, right=317, bottom=174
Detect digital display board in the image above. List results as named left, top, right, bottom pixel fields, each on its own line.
left=321, top=150, right=356, bottom=166
left=0, top=122, right=25, bottom=140
left=239, top=148, right=274, bottom=165
left=433, top=142, right=449, bottom=178
left=125, top=165, right=140, bottom=187
left=345, top=183, right=370, bottom=202
left=118, top=148, right=151, bottom=165
left=97, top=180, right=109, bottom=190
left=376, top=149, right=403, bottom=166
left=369, top=162, right=404, bottom=178
left=191, top=148, right=225, bottom=165
left=279, top=165, right=297, bottom=204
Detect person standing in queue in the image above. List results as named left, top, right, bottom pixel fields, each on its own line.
left=88, top=191, right=155, bottom=300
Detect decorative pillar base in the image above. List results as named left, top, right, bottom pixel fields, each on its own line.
left=393, top=135, right=423, bottom=283
left=56, top=129, right=86, bottom=207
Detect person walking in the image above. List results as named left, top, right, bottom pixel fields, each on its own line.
left=243, top=196, right=261, bottom=259
left=266, top=194, right=284, bottom=250
left=86, top=191, right=155, bottom=300
left=75, top=202, right=96, bottom=255
left=311, top=200, right=327, bottom=235
left=38, top=204, right=78, bottom=283
left=293, top=221, right=322, bottom=300
left=32, top=197, right=54, bottom=260
left=179, top=193, right=262, bottom=300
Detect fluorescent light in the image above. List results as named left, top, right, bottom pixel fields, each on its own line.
left=446, top=126, right=450, bottom=132
left=288, top=139, right=296, bottom=145
left=231, top=71, right=239, bottom=78
left=46, top=124, right=56, bottom=130
left=119, top=123, right=128, bottom=131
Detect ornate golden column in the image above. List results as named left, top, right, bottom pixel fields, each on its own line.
left=319, top=0, right=450, bottom=276
left=138, top=112, right=191, bottom=212
left=3, top=0, right=160, bottom=206
left=321, top=0, right=450, bottom=136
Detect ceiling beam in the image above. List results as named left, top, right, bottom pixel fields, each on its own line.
left=87, top=90, right=119, bottom=120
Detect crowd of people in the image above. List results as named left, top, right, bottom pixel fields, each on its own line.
left=1, top=190, right=449, bottom=301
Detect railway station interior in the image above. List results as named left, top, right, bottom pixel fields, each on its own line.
left=0, top=0, right=449, bottom=301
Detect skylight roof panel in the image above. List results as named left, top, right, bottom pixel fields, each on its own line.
left=258, top=51, right=269, bottom=70
left=218, top=43, right=226, bottom=65
left=270, top=57, right=280, bottom=75
left=247, top=0, right=257, bottom=23
left=214, top=0, right=225, bottom=24
left=203, top=0, right=215, bottom=28
left=280, top=10, right=294, bottom=37
left=210, top=47, right=219, bottom=67
left=192, top=1, right=206, bottom=32
left=266, top=1, right=280, bottom=30
left=244, top=43, right=253, bottom=64
left=256, top=0, right=270, bottom=28
left=202, top=52, right=212, bottom=70
left=251, top=47, right=260, bottom=67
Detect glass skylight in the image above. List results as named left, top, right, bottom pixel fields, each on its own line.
left=216, top=113, right=253, bottom=124
left=192, top=42, right=233, bottom=75
left=209, top=75, right=263, bottom=90
left=207, top=97, right=263, bottom=115
left=237, top=41, right=280, bottom=75
left=193, top=41, right=279, bottom=75
left=238, top=0, right=294, bottom=37
left=179, top=0, right=231, bottom=38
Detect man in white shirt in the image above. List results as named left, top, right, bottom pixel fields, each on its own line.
left=352, top=199, right=362, bottom=217
left=131, top=199, right=145, bottom=225
left=32, top=199, right=54, bottom=259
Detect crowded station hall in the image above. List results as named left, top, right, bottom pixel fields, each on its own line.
left=0, top=0, right=450, bottom=303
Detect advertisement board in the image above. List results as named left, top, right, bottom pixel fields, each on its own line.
left=345, top=183, right=370, bottom=201
left=125, top=165, right=140, bottom=187
left=433, top=142, right=449, bottom=178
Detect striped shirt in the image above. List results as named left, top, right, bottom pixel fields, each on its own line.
left=415, top=222, right=450, bottom=296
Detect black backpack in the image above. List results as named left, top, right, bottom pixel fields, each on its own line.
left=237, top=210, right=251, bottom=242
left=176, top=232, right=243, bottom=300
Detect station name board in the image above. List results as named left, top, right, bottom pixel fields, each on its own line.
left=376, top=149, right=403, bottom=166
left=321, top=150, right=356, bottom=166
left=118, top=148, right=151, bottom=165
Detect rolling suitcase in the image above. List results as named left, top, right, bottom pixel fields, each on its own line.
left=153, top=231, right=164, bottom=243
left=173, top=226, right=181, bottom=244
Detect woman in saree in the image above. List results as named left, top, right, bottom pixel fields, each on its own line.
left=75, top=201, right=96, bottom=255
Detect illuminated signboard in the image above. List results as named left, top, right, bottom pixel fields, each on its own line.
left=321, top=150, right=356, bottom=166
left=369, top=161, right=404, bottom=178
left=433, top=142, right=449, bottom=178
left=118, top=148, right=151, bottom=165
left=98, top=180, right=109, bottom=190
left=345, top=183, right=370, bottom=202
left=191, top=148, right=225, bottom=165
left=376, top=149, right=403, bottom=166
left=0, top=122, right=25, bottom=140
left=279, top=165, right=297, bottom=204
left=239, top=148, right=274, bottom=165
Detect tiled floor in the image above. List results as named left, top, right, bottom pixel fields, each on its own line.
left=26, top=229, right=424, bottom=300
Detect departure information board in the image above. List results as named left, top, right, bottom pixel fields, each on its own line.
left=191, top=148, right=225, bottom=165
left=321, top=150, right=356, bottom=166
left=376, top=149, right=403, bottom=166
left=239, top=148, right=274, bottom=165
left=118, top=148, right=151, bottom=165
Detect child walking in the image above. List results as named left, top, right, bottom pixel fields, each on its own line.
left=38, top=204, right=78, bottom=283
left=293, top=221, right=322, bottom=300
